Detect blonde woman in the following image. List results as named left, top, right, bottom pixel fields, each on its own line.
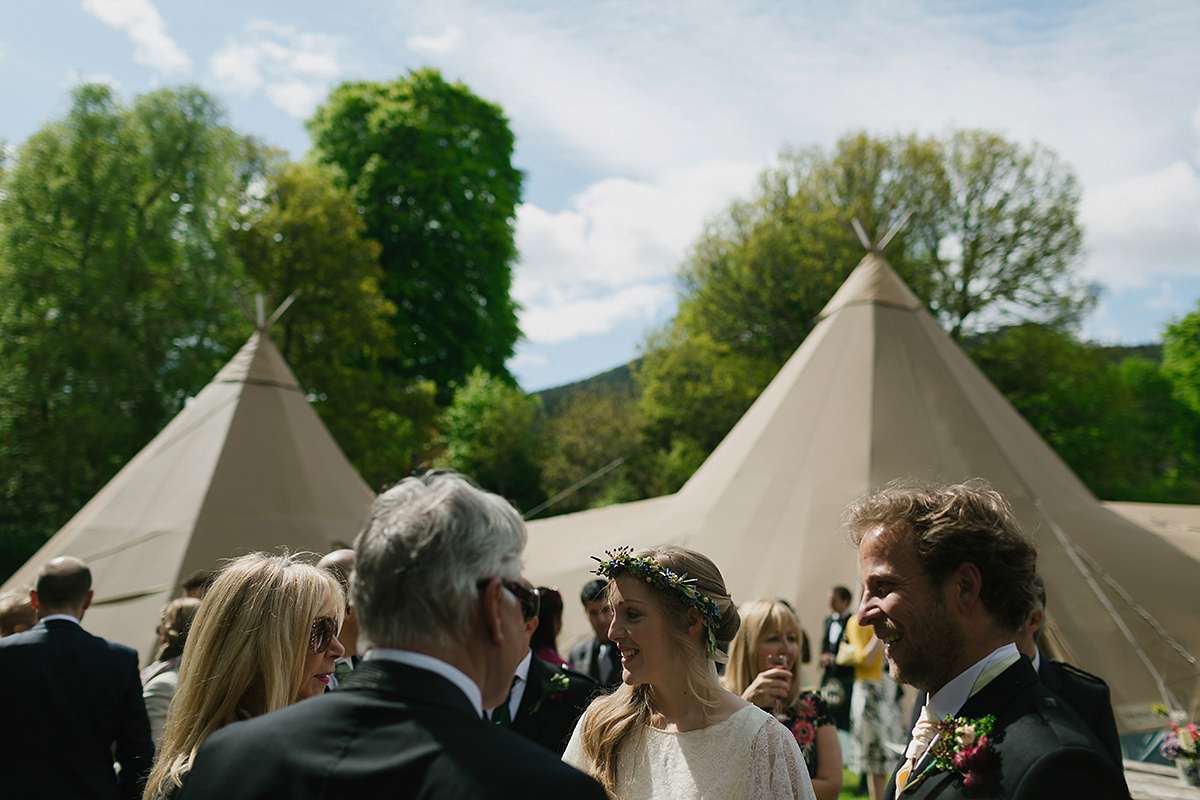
left=142, top=553, right=345, bottom=800
left=724, top=600, right=842, bottom=800
left=563, top=546, right=814, bottom=800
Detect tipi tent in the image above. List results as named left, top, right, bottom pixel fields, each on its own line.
left=526, top=251, right=1200, bottom=732
left=0, top=327, right=374, bottom=662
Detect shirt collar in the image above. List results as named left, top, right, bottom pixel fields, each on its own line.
left=39, top=614, right=81, bottom=626
left=363, top=649, right=484, bottom=718
left=1031, top=647, right=1041, bottom=673
left=515, top=649, right=533, bottom=683
left=928, top=643, right=1020, bottom=720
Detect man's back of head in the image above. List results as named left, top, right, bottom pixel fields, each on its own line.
left=33, top=556, right=93, bottom=619
left=351, top=471, right=527, bottom=652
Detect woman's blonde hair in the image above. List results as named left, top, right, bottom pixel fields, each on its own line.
left=577, top=546, right=739, bottom=794
left=723, top=598, right=803, bottom=708
left=142, top=553, right=343, bottom=800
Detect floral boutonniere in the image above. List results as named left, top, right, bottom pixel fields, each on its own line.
left=904, top=715, right=996, bottom=793
left=528, top=671, right=571, bottom=715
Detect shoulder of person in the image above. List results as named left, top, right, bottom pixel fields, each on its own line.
left=1047, top=659, right=1109, bottom=688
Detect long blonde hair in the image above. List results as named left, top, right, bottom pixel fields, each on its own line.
left=723, top=598, right=803, bottom=708
left=142, top=553, right=343, bottom=800
left=577, top=546, right=740, bottom=794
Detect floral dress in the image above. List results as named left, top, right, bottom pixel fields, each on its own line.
left=772, top=691, right=834, bottom=777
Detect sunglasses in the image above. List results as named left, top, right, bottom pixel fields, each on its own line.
left=310, top=616, right=339, bottom=654
left=477, top=578, right=540, bottom=621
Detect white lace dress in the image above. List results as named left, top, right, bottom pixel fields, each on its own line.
left=563, top=704, right=815, bottom=800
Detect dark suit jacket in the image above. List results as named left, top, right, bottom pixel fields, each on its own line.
left=511, top=654, right=598, bottom=755
left=820, top=612, right=855, bottom=729
left=176, top=659, right=607, bottom=800
left=1039, top=658, right=1125, bottom=778
left=567, top=636, right=622, bottom=689
left=0, top=617, right=154, bottom=800
left=884, top=659, right=1128, bottom=800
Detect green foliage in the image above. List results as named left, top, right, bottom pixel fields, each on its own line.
left=308, top=68, right=523, bottom=394
left=969, top=324, right=1200, bottom=502
left=229, top=157, right=438, bottom=488
left=538, top=384, right=644, bottom=515
left=434, top=367, right=544, bottom=512
left=0, top=84, right=251, bottom=577
left=1163, top=308, right=1200, bottom=413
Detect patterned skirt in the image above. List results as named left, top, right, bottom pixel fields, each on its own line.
left=848, top=678, right=903, bottom=774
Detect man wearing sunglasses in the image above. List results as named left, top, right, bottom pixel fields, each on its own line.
left=487, top=580, right=599, bottom=755
left=178, top=470, right=606, bottom=800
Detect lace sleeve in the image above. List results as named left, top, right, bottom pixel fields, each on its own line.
left=738, top=717, right=817, bottom=800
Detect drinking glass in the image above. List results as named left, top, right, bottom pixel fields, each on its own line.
left=766, top=653, right=791, bottom=721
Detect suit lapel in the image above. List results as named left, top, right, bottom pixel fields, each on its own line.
left=515, top=655, right=549, bottom=724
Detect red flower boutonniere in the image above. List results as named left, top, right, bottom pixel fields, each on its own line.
left=904, top=715, right=996, bottom=793
left=528, top=671, right=571, bottom=715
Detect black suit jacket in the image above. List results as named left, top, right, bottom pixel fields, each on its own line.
left=568, top=636, right=622, bottom=689
left=1038, top=658, right=1125, bottom=778
left=177, top=659, right=607, bottom=800
left=884, top=659, right=1128, bottom=800
left=0, top=618, right=154, bottom=800
left=511, top=655, right=598, bottom=755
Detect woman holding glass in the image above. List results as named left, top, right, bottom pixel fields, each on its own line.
left=725, top=599, right=842, bottom=800
left=141, top=553, right=345, bottom=800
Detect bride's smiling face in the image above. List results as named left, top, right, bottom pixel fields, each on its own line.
left=607, top=574, right=684, bottom=687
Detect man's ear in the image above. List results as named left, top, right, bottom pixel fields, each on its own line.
left=479, top=578, right=507, bottom=645
left=29, top=589, right=39, bottom=612
left=524, top=614, right=539, bottom=639
left=1027, top=607, right=1045, bottom=638
left=948, top=562, right=983, bottom=614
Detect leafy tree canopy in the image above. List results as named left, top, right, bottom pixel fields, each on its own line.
left=0, top=84, right=250, bottom=576
left=308, top=68, right=523, bottom=394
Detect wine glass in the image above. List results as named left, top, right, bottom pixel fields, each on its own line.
left=765, top=652, right=791, bottom=721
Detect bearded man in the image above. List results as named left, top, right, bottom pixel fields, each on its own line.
left=848, top=481, right=1128, bottom=800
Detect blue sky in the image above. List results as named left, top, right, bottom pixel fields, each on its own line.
left=3, top=1, right=1200, bottom=391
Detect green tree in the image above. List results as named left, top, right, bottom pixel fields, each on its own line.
left=229, top=157, right=439, bottom=488
left=0, top=84, right=249, bottom=577
left=434, top=367, right=543, bottom=512
left=308, top=69, right=523, bottom=394
left=1162, top=307, right=1200, bottom=414
left=538, top=384, right=644, bottom=514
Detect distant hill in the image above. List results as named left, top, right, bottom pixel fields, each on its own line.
left=532, top=358, right=640, bottom=414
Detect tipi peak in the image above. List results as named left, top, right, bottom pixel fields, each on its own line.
left=818, top=251, right=923, bottom=318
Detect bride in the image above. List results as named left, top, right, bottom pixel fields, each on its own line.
left=563, top=546, right=815, bottom=800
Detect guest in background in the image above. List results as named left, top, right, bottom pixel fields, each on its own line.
left=141, top=597, right=202, bottom=747
left=0, top=557, right=153, bottom=800
left=726, top=599, right=843, bottom=800
left=530, top=586, right=568, bottom=666
left=0, top=589, right=36, bottom=636
left=819, top=586, right=855, bottom=733
left=142, top=553, right=344, bottom=800
left=568, top=578, right=621, bottom=689
left=490, top=580, right=598, bottom=755
left=838, top=613, right=902, bottom=800
left=317, top=548, right=360, bottom=688
left=179, top=570, right=214, bottom=599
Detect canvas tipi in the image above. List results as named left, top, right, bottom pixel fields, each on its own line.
left=525, top=250, right=1200, bottom=733
left=0, top=323, right=374, bottom=662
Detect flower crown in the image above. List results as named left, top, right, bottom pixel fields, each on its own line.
left=591, top=547, right=722, bottom=654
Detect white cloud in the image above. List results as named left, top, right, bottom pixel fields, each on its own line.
left=408, top=25, right=462, bottom=54
left=82, top=0, right=190, bottom=74
left=511, top=161, right=761, bottom=344
left=1081, top=160, right=1200, bottom=289
left=208, top=22, right=344, bottom=119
